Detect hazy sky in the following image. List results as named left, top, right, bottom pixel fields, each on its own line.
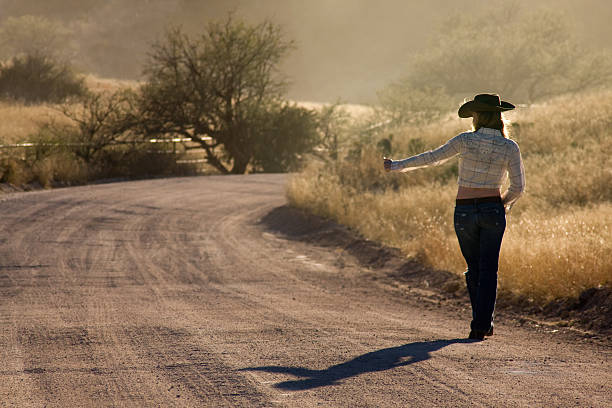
left=202, top=0, right=612, bottom=102
left=1, top=0, right=611, bottom=103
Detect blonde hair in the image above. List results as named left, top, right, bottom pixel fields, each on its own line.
left=472, top=111, right=510, bottom=138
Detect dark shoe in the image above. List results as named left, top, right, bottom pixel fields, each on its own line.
left=468, top=330, right=486, bottom=340
left=485, top=326, right=494, bottom=336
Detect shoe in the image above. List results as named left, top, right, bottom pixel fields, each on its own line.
left=468, top=330, right=486, bottom=340
left=485, top=326, right=494, bottom=336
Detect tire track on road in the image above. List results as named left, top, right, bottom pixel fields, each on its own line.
left=0, top=175, right=609, bottom=407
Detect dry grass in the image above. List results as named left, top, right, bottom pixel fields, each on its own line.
left=288, top=89, right=612, bottom=303
left=0, top=75, right=139, bottom=145
left=0, top=102, right=70, bottom=144
left=296, top=101, right=374, bottom=119
left=0, top=75, right=137, bottom=145
left=83, top=75, right=140, bottom=93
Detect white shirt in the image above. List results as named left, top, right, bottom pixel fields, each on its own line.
left=390, top=127, right=525, bottom=205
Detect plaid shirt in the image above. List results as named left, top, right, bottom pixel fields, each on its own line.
left=390, top=127, right=525, bottom=206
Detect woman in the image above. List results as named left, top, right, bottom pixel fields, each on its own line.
left=383, top=93, right=525, bottom=340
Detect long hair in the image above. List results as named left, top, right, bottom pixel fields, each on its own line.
left=472, top=111, right=510, bottom=138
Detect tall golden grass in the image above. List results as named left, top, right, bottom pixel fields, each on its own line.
left=0, top=76, right=136, bottom=145
left=0, top=102, right=68, bottom=144
left=288, top=90, right=612, bottom=303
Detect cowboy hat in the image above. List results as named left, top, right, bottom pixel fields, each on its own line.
left=458, top=93, right=515, bottom=118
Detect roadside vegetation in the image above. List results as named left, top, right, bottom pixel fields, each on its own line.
left=288, top=89, right=612, bottom=305
left=0, top=15, right=321, bottom=187
left=287, top=4, right=612, bottom=306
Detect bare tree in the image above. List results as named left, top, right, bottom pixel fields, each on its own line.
left=138, top=15, right=302, bottom=174
left=54, top=90, right=137, bottom=163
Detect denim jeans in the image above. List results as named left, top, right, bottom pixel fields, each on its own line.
left=453, top=202, right=506, bottom=332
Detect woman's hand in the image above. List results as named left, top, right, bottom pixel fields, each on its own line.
left=383, top=157, right=393, bottom=172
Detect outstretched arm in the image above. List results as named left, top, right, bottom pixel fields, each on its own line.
left=384, top=134, right=463, bottom=172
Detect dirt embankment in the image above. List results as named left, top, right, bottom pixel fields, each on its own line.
left=260, top=205, right=612, bottom=338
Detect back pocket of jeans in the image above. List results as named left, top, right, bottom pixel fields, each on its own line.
left=454, top=211, right=469, bottom=229
left=479, top=207, right=505, bottom=228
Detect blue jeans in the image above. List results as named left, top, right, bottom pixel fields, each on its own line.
left=453, top=202, right=506, bottom=332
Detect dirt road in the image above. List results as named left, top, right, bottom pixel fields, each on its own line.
left=0, top=174, right=609, bottom=407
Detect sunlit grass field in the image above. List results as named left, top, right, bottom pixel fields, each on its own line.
left=288, top=90, right=612, bottom=303
left=0, top=102, right=66, bottom=144
left=0, top=76, right=137, bottom=145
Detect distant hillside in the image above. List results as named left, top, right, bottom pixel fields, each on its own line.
left=0, top=0, right=610, bottom=102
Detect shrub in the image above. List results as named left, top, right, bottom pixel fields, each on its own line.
left=0, top=157, right=31, bottom=185
left=53, top=90, right=137, bottom=163
left=0, top=54, right=86, bottom=104
left=251, top=103, right=320, bottom=172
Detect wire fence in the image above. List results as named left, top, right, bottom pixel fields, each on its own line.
left=0, top=137, right=202, bottom=150
left=0, top=137, right=212, bottom=165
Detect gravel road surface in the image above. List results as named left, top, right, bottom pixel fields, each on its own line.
left=0, top=174, right=609, bottom=407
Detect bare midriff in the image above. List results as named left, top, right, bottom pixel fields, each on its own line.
left=456, top=186, right=501, bottom=199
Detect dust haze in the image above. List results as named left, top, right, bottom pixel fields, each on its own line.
left=1, top=0, right=611, bottom=103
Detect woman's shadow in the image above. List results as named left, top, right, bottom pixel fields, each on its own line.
left=240, top=338, right=475, bottom=390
